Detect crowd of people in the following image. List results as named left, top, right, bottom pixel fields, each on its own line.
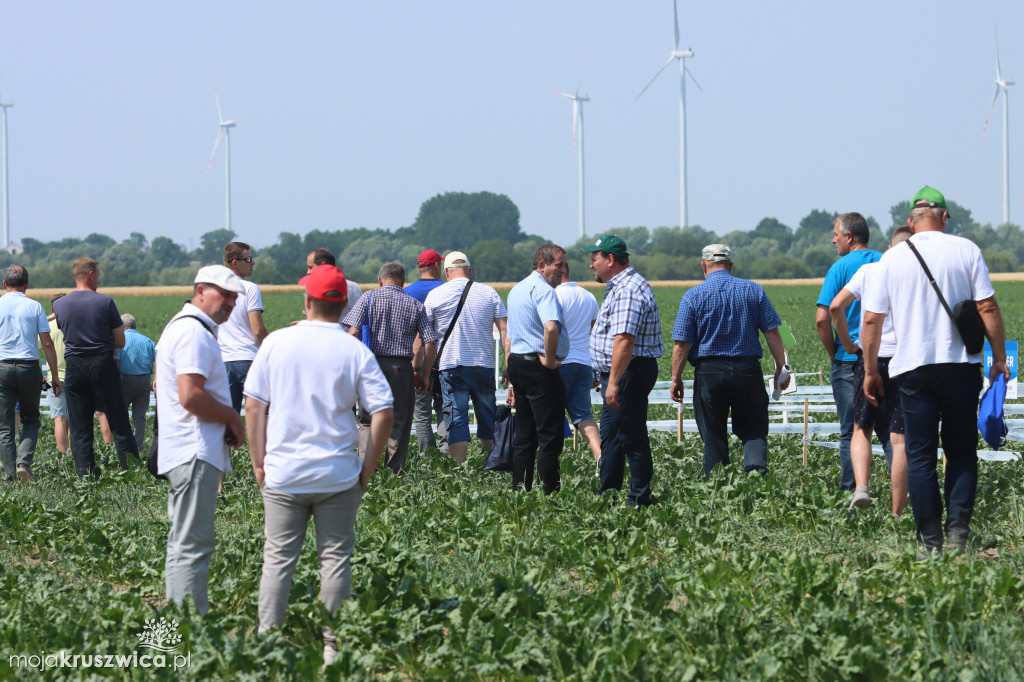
left=0, top=185, right=1009, bottom=666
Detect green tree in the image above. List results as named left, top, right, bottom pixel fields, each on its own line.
left=197, top=228, right=236, bottom=265
left=751, top=218, right=793, bottom=252
left=413, top=191, right=523, bottom=252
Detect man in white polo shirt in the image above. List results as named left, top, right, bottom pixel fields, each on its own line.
left=219, top=241, right=269, bottom=412
left=244, top=264, right=393, bottom=667
left=424, top=251, right=508, bottom=465
left=862, top=186, right=1009, bottom=556
left=556, top=265, right=601, bottom=464
left=156, top=265, right=246, bottom=614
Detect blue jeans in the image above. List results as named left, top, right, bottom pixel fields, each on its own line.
left=692, top=357, right=769, bottom=477
left=439, top=366, right=496, bottom=444
left=898, top=363, right=983, bottom=549
left=831, top=359, right=856, bottom=491
left=225, top=360, right=253, bottom=413
left=597, top=357, right=658, bottom=507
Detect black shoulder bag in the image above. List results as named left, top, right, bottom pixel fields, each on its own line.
left=430, top=282, right=473, bottom=399
left=148, top=315, right=217, bottom=480
left=905, top=240, right=986, bottom=354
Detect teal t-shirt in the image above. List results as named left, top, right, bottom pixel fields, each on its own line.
left=816, top=249, right=883, bottom=362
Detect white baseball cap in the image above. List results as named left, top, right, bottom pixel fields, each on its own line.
left=444, top=251, right=471, bottom=270
left=194, top=265, right=245, bottom=294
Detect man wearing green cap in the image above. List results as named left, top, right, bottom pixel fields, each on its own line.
left=815, top=212, right=883, bottom=496
left=583, top=235, right=662, bottom=507
left=861, top=186, right=1009, bottom=556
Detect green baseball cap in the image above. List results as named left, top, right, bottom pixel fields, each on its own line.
left=581, top=234, right=629, bottom=257
left=912, top=185, right=947, bottom=210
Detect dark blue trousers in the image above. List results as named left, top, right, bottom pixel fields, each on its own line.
left=597, top=357, right=658, bottom=507
left=898, top=363, right=982, bottom=549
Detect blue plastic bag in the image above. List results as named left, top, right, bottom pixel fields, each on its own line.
left=978, top=373, right=1008, bottom=450
left=360, top=292, right=373, bottom=352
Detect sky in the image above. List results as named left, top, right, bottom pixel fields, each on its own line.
left=1, top=0, right=1022, bottom=251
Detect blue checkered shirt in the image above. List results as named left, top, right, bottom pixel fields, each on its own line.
left=590, top=266, right=662, bottom=373
left=341, top=284, right=438, bottom=358
left=672, top=270, right=781, bottom=359
left=507, top=271, right=569, bottom=359
left=115, top=329, right=156, bottom=376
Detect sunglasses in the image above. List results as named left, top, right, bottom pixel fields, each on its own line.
left=234, top=256, right=254, bottom=263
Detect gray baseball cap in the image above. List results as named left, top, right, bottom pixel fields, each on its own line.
left=701, top=244, right=731, bottom=262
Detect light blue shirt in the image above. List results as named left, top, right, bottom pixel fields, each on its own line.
left=507, top=271, right=568, bottom=359
left=115, top=329, right=157, bottom=376
left=816, top=249, right=883, bottom=361
left=0, top=292, right=49, bottom=361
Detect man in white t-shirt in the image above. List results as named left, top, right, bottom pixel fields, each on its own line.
left=862, top=186, right=1009, bottom=556
left=156, top=265, right=246, bottom=614
left=829, top=226, right=911, bottom=515
left=219, top=241, right=269, bottom=412
left=244, top=264, right=393, bottom=667
left=555, top=267, right=601, bottom=464
left=424, top=251, right=508, bottom=465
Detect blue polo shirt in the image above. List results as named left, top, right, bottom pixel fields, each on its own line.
left=673, top=270, right=781, bottom=359
left=0, top=292, right=49, bottom=360
left=816, top=249, right=883, bottom=362
left=507, top=271, right=568, bottom=359
left=404, top=278, right=443, bottom=304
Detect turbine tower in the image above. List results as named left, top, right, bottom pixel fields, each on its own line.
left=556, top=70, right=590, bottom=238
left=0, top=97, right=12, bottom=249
left=206, top=82, right=239, bottom=233
left=983, top=32, right=1015, bottom=224
left=637, top=0, right=701, bottom=229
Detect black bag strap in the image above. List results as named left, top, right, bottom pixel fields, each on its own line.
left=905, top=240, right=958, bottom=324
left=432, top=281, right=473, bottom=374
left=174, top=314, right=217, bottom=337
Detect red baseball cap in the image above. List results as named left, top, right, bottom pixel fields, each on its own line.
left=417, top=249, right=443, bottom=266
left=298, top=264, right=348, bottom=301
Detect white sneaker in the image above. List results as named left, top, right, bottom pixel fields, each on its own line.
left=849, top=486, right=870, bottom=509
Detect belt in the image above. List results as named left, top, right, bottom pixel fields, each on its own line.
left=375, top=355, right=413, bottom=362
left=68, top=351, right=113, bottom=358
left=0, top=359, right=38, bottom=365
left=509, top=353, right=540, bottom=362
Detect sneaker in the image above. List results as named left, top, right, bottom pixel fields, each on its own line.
left=945, top=531, right=969, bottom=555
left=323, top=645, right=338, bottom=668
left=16, top=466, right=32, bottom=482
left=849, top=486, right=870, bottom=509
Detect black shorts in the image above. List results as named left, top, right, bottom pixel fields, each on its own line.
left=853, top=355, right=905, bottom=436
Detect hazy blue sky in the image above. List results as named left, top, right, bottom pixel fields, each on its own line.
left=2, top=1, right=1021, bottom=250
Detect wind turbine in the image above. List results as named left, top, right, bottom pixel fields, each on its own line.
left=637, top=0, right=701, bottom=229
left=206, top=82, right=239, bottom=233
left=556, top=57, right=590, bottom=239
left=0, top=96, right=12, bottom=249
left=983, top=31, right=1015, bottom=224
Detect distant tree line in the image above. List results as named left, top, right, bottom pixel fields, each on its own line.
left=7, top=191, right=1023, bottom=288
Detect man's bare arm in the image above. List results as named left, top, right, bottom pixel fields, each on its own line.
left=245, top=396, right=268, bottom=488
left=249, top=310, right=269, bottom=346
left=178, top=373, right=245, bottom=446
left=814, top=306, right=836, bottom=359
left=828, top=289, right=859, bottom=356
left=977, top=295, right=1010, bottom=382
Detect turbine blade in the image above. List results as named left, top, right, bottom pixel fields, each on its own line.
left=205, top=129, right=224, bottom=175
left=995, top=26, right=1003, bottom=81
left=555, top=91, right=573, bottom=100
left=982, top=84, right=1001, bottom=137
left=673, top=0, right=680, bottom=51
left=636, top=55, right=677, bottom=100
left=685, top=66, right=703, bottom=93
left=575, top=46, right=588, bottom=97
left=212, top=79, right=223, bottom=122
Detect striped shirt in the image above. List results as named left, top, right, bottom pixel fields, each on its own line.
left=672, top=270, right=781, bottom=359
left=116, top=329, right=157, bottom=375
left=590, top=266, right=662, bottom=373
left=424, top=278, right=508, bottom=370
left=341, top=284, right=437, bottom=359
left=507, top=271, right=568, bottom=359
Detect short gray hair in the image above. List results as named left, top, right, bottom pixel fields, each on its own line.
left=836, top=212, right=870, bottom=245
left=120, top=313, right=137, bottom=329
left=3, top=265, right=28, bottom=288
left=909, top=206, right=945, bottom=227
left=378, top=262, right=405, bottom=283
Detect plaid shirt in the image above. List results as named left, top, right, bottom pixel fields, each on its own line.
left=590, top=266, right=662, bottom=373
left=672, top=269, right=781, bottom=359
left=341, top=284, right=437, bottom=358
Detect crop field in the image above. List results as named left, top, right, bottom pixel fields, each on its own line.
left=2, top=283, right=1024, bottom=679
